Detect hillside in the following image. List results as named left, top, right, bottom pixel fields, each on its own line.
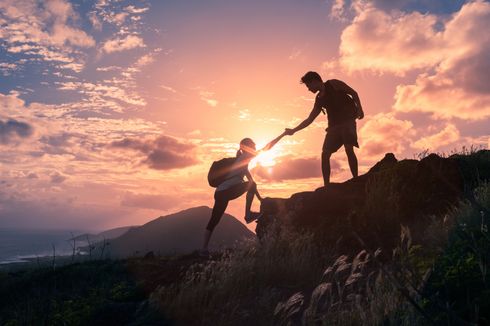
left=2, top=150, right=489, bottom=325
left=106, top=206, right=254, bottom=257
left=257, top=150, right=490, bottom=253
left=70, top=226, right=136, bottom=243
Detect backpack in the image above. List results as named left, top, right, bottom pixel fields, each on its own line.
left=207, top=157, right=237, bottom=187
left=324, top=80, right=358, bottom=119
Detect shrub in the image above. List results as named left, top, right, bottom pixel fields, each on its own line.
left=150, top=228, right=332, bottom=325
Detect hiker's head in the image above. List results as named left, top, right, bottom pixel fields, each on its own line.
left=301, top=71, right=323, bottom=93
left=237, top=138, right=256, bottom=157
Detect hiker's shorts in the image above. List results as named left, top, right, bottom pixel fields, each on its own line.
left=323, top=120, right=359, bottom=154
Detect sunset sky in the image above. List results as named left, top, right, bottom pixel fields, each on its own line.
left=1, top=0, right=489, bottom=231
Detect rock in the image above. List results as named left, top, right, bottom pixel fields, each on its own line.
left=274, top=292, right=305, bottom=326
left=367, top=152, right=398, bottom=174
left=257, top=150, right=490, bottom=253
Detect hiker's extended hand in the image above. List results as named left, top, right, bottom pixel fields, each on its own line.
left=284, top=128, right=295, bottom=136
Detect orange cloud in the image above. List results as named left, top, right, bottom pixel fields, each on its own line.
left=337, top=1, right=490, bottom=121
left=394, top=1, right=490, bottom=120
left=111, top=135, right=199, bottom=170
left=253, top=156, right=340, bottom=181
left=411, top=123, right=460, bottom=151
left=0, top=118, right=33, bottom=145
left=0, top=0, right=94, bottom=73
left=102, top=35, right=145, bottom=53
left=359, top=113, right=415, bottom=158
left=121, top=191, right=179, bottom=211
left=339, top=3, right=443, bottom=75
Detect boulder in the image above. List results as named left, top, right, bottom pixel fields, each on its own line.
left=257, top=150, right=490, bottom=253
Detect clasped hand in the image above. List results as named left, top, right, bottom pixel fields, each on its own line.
left=284, top=128, right=295, bottom=136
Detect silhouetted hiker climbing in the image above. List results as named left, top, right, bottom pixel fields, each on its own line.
left=202, top=133, right=286, bottom=255
left=285, top=71, right=364, bottom=187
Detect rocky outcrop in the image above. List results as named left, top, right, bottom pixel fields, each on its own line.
left=257, top=150, right=490, bottom=252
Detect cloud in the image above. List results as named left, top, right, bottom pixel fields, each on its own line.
left=124, top=5, right=149, bottom=14
left=0, top=91, right=29, bottom=114
left=359, top=113, right=415, bottom=158
left=336, top=1, right=490, bottom=121
left=393, top=1, right=490, bottom=120
left=254, top=156, right=336, bottom=181
left=26, top=172, right=38, bottom=179
left=199, top=90, right=219, bottom=107
left=135, top=53, right=155, bottom=67
left=411, top=123, right=460, bottom=150
left=111, top=135, right=199, bottom=170
left=121, top=192, right=178, bottom=210
left=88, top=11, right=102, bottom=30
left=39, top=132, right=85, bottom=156
left=57, top=80, right=146, bottom=108
left=0, top=118, right=33, bottom=145
left=101, top=35, right=146, bottom=53
left=338, top=3, right=444, bottom=75
left=50, top=171, right=67, bottom=184
left=238, top=109, right=251, bottom=120
left=0, top=62, right=18, bottom=75
left=0, top=0, right=95, bottom=72
left=330, top=0, right=346, bottom=20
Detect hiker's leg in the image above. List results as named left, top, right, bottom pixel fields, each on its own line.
left=245, top=182, right=258, bottom=216
left=345, top=144, right=358, bottom=178
left=202, top=229, right=212, bottom=251
left=254, top=184, right=263, bottom=202
left=203, top=195, right=228, bottom=250
left=321, top=150, right=333, bottom=186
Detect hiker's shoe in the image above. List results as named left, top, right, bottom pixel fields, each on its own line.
left=245, top=211, right=263, bottom=224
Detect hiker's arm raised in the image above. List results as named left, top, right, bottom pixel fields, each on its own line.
left=285, top=106, right=322, bottom=136
left=245, top=170, right=262, bottom=201
left=260, top=132, right=286, bottom=152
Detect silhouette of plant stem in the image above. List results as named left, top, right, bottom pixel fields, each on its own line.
left=51, top=243, right=56, bottom=272
left=70, top=232, right=76, bottom=262
left=99, top=237, right=108, bottom=260
left=86, top=234, right=93, bottom=260
left=352, top=231, right=474, bottom=326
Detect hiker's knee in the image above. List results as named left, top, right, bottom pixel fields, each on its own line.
left=206, top=217, right=218, bottom=231
left=344, top=145, right=355, bottom=156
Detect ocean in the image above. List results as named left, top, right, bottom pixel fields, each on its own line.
left=0, top=228, right=88, bottom=264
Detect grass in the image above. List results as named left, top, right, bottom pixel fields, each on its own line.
left=150, top=150, right=490, bottom=325
left=150, top=229, right=332, bottom=325
left=421, top=182, right=490, bottom=324
left=1, top=149, right=487, bottom=325
left=0, top=259, right=166, bottom=326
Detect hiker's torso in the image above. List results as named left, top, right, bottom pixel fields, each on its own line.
left=215, top=155, right=249, bottom=192
left=315, top=79, right=357, bottom=127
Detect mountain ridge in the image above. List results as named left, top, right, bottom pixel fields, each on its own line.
left=105, top=205, right=254, bottom=257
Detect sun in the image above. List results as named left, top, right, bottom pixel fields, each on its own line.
left=250, top=144, right=282, bottom=169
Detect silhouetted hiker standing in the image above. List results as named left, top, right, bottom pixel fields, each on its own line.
left=202, top=133, right=285, bottom=255
left=285, top=71, right=364, bottom=186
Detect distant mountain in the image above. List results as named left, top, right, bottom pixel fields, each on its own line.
left=70, top=226, right=136, bottom=243
left=106, top=206, right=255, bottom=257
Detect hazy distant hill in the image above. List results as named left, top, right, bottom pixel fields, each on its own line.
left=70, top=226, right=136, bottom=243
left=106, top=206, right=255, bottom=257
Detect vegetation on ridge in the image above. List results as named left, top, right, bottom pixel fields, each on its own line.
left=0, top=150, right=489, bottom=325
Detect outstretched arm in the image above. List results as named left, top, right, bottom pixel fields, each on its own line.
left=330, top=79, right=364, bottom=119
left=260, top=132, right=286, bottom=152
left=245, top=170, right=263, bottom=201
left=285, top=106, right=322, bottom=136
